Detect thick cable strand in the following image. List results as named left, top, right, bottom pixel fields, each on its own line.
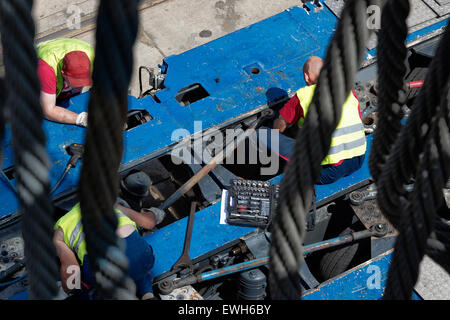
left=268, top=0, right=383, bottom=299
left=78, top=0, right=139, bottom=300
left=0, top=78, right=5, bottom=139
left=426, top=218, right=450, bottom=273
left=376, top=19, right=450, bottom=229
left=383, top=81, right=450, bottom=299
left=0, top=0, right=59, bottom=299
left=369, top=0, right=409, bottom=181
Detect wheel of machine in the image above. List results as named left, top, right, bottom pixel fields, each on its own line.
left=318, top=226, right=361, bottom=281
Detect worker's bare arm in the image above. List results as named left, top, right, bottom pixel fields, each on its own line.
left=114, top=203, right=156, bottom=230
left=273, top=117, right=288, bottom=133
left=53, top=227, right=81, bottom=294
left=40, top=91, right=79, bottom=124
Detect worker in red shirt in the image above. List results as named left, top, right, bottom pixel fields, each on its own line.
left=270, top=56, right=367, bottom=184
left=37, top=39, right=95, bottom=127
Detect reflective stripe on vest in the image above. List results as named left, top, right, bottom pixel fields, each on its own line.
left=36, top=39, right=95, bottom=96
left=296, top=84, right=366, bottom=165
left=54, top=203, right=137, bottom=265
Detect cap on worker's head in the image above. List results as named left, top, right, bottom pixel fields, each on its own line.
left=62, top=51, right=92, bottom=88
left=120, top=170, right=152, bottom=198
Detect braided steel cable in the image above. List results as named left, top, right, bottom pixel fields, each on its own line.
left=383, top=82, right=450, bottom=299
left=0, top=77, right=5, bottom=157
left=426, top=218, right=450, bottom=272
left=0, top=0, right=58, bottom=299
left=78, top=0, right=139, bottom=299
left=376, top=19, right=450, bottom=229
left=268, top=0, right=383, bottom=299
left=369, top=0, right=409, bottom=181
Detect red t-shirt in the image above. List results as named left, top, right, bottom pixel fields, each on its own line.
left=38, top=59, right=74, bottom=99
left=279, top=90, right=362, bottom=166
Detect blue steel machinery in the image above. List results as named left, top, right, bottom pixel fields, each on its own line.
left=1, top=0, right=449, bottom=300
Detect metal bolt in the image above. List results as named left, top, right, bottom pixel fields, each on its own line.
left=375, top=223, right=386, bottom=233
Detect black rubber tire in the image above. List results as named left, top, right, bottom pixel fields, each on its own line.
left=318, top=227, right=360, bottom=281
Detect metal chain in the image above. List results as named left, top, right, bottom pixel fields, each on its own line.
left=268, top=0, right=383, bottom=299
left=78, top=0, right=139, bottom=300
left=0, top=0, right=58, bottom=299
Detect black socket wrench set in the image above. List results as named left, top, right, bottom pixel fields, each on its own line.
left=225, top=179, right=279, bottom=227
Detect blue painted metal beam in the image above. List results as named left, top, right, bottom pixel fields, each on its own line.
left=302, top=250, right=422, bottom=300
left=145, top=134, right=374, bottom=277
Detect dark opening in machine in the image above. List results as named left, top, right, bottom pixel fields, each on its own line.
left=175, top=83, right=210, bottom=106
left=125, top=109, right=153, bottom=131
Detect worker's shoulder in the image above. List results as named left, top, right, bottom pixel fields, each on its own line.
left=36, top=38, right=93, bottom=51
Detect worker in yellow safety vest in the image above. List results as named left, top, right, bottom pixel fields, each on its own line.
left=272, top=56, right=366, bottom=184
left=53, top=200, right=166, bottom=300
left=37, top=38, right=95, bottom=127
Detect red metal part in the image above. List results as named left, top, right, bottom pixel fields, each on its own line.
left=409, top=80, right=424, bottom=89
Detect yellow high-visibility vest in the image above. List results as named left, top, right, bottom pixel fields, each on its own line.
left=54, top=203, right=137, bottom=265
left=37, top=39, right=94, bottom=96
left=296, top=84, right=366, bottom=165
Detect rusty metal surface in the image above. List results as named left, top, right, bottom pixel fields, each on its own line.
left=352, top=199, right=398, bottom=238
left=159, top=285, right=204, bottom=300
left=0, top=237, right=24, bottom=275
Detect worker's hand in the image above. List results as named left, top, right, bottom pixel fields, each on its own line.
left=144, top=207, right=166, bottom=225
left=76, top=112, right=88, bottom=127
left=273, top=117, right=287, bottom=133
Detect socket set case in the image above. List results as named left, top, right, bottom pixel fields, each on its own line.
left=224, top=179, right=280, bottom=227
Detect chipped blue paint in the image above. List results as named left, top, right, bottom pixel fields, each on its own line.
left=1, top=2, right=446, bottom=300
left=302, top=250, right=423, bottom=300
left=1, top=2, right=445, bottom=221
left=146, top=134, right=373, bottom=277
left=144, top=201, right=255, bottom=278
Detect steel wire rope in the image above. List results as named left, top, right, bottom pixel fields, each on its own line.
left=382, top=80, right=450, bottom=299
left=0, top=0, right=59, bottom=299
left=78, top=0, right=140, bottom=300
left=268, top=0, right=383, bottom=299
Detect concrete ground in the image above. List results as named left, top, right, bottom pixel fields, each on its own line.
left=1, top=0, right=304, bottom=97
left=415, top=255, right=450, bottom=300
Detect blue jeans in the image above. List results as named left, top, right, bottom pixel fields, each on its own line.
left=80, top=230, right=155, bottom=298
left=255, top=126, right=365, bottom=185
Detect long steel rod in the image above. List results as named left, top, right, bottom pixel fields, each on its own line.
left=200, top=231, right=369, bottom=282
left=160, top=110, right=273, bottom=210
left=159, top=228, right=375, bottom=294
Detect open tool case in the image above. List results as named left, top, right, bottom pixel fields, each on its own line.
left=225, top=179, right=279, bottom=227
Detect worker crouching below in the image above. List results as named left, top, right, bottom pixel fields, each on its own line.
left=37, top=38, right=95, bottom=127
left=53, top=201, right=166, bottom=300
left=271, top=56, right=366, bottom=184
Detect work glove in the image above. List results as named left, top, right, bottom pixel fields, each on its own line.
left=81, top=86, right=92, bottom=94
left=143, top=207, right=166, bottom=225
left=76, top=112, right=88, bottom=127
